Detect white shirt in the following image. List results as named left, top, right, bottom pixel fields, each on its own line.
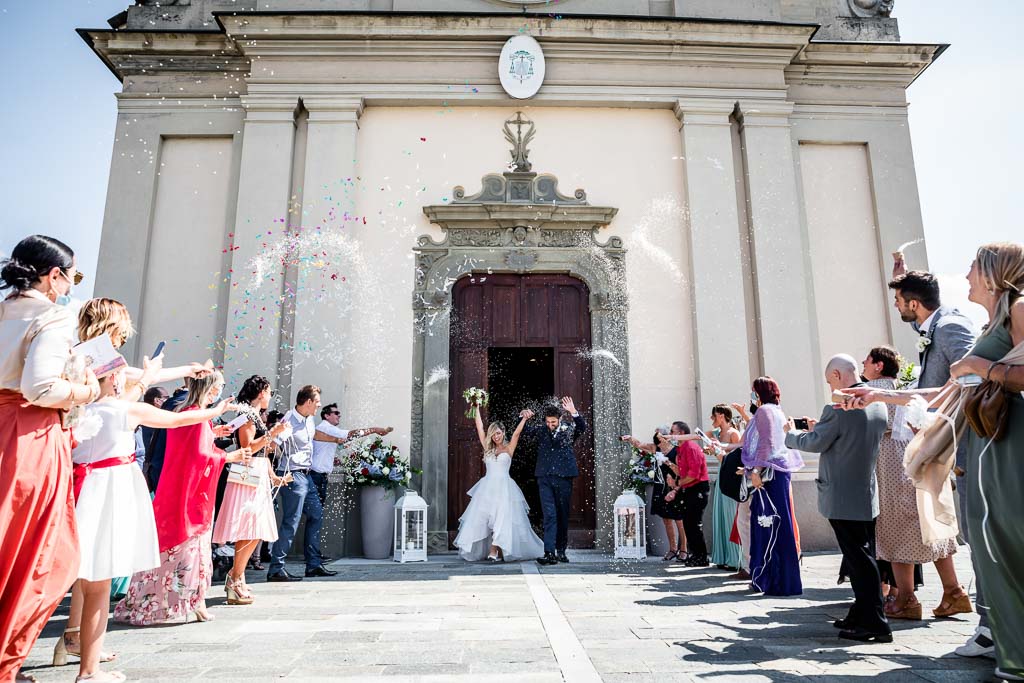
left=312, top=422, right=350, bottom=474
left=918, top=310, right=938, bottom=336
left=0, top=290, right=76, bottom=406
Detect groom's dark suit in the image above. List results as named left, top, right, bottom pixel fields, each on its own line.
left=527, top=414, right=587, bottom=555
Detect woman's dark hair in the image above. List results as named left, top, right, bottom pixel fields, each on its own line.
left=266, top=409, right=285, bottom=429
left=237, top=374, right=271, bottom=405
left=143, top=386, right=168, bottom=406
left=867, top=345, right=901, bottom=379
left=671, top=420, right=690, bottom=435
left=711, top=404, right=733, bottom=422
left=752, top=376, right=781, bottom=405
left=542, top=405, right=562, bottom=419
left=1, top=235, right=74, bottom=292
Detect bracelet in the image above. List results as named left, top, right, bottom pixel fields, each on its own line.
left=987, top=361, right=1000, bottom=380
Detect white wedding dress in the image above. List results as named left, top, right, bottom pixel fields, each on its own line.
left=454, top=452, right=544, bottom=561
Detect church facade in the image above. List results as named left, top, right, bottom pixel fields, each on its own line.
left=83, top=0, right=942, bottom=554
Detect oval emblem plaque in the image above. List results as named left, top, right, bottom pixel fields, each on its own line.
left=499, top=35, right=545, bottom=100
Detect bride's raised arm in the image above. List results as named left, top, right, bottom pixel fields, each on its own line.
left=473, top=406, right=488, bottom=450
left=507, top=409, right=533, bottom=457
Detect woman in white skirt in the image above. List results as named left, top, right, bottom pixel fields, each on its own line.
left=65, top=363, right=233, bottom=683
left=212, top=374, right=290, bottom=605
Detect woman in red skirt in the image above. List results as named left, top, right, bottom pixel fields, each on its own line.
left=0, top=235, right=100, bottom=682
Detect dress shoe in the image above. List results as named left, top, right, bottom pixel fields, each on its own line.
left=267, top=571, right=303, bottom=582
left=833, top=618, right=855, bottom=630
left=684, top=555, right=710, bottom=568
left=838, top=627, right=893, bottom=643
left=555, top=552, right=570, bottom=563
left=305, top=565, right=338, bottom=577
left=728, top=569, right=751, bottom=580
left=536, top=553, right=558, bottom=566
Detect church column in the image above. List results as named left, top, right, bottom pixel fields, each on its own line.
left=288, top=97, right=364, bottom=403
left=737, top=102, right=821, bottom=417
left=224, top=95, right=299, bottom=389
left=674, top=99, right=755, bottom=420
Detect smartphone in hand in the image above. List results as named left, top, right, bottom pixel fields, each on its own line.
left=152, top=341, right=165, bottom=359
left=792, top=417, right=810, bottom=430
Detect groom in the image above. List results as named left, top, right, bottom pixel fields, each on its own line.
left=523, top=396, right=586, bottom=566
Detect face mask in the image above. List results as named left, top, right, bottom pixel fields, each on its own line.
left=750, top=391, right=759, bottom=404
left=55, top=270, right=74, bottom=306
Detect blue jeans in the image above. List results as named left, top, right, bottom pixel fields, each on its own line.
left=269, top=471, right=323, bottom=574
left=537, top=476, right=573, bottom=554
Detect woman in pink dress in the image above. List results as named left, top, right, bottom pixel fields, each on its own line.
left=212, top=375, right=290, bottom=605
left=114, top=372, right=251, bottom=625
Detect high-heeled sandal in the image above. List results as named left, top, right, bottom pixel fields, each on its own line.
left=75, top=670, right=126, bottom=682
left=933, top=588, right=973, bottom=618
left=225, top=576, right=254, bottom=606
left=53, top=628, right=117, bottom=667
left=888, top=596, right=923, bottom=620
left=662, top=550, right=678, bottom=561
left=187, top=607, right=215, bottom=623
left=16, top=671, right=38, bottom=682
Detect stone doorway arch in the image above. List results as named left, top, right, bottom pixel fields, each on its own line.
left=410, top=112, right=632, bottom=551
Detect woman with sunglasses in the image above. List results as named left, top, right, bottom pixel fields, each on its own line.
left=0, top=235, right=99, bottom=682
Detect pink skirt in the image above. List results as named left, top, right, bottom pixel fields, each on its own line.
left=212, top=457, right=278, bottom=544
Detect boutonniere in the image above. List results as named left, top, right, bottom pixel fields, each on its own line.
left=916, top=336, right=932, bottom=353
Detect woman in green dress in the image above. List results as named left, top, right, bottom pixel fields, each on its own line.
left=707, top=405, right=743, bottom=570
left=847, top=242, right=1024, bottom=681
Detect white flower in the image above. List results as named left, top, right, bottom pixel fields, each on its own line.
left=916, top=336, right=932, bottom=353
left=757, top=515, right=774, bottom=528
left=381, top=467, right=390, bottom=475
left=629, top=458, right=637, bottom=465
left=646, top=470, right=655, bottom=479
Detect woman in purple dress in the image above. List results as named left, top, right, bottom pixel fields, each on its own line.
left=739, top=377, right=804, bottom=596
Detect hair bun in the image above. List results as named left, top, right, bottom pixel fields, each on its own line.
left=0, top=257, right=40, bottom=291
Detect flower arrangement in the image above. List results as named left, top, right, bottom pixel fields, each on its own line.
left=896, top=360, right=921, bottom=390
left=622, top=445, right=660, bottom=494
left=343, top=436, right=421, bottom=491
left=463, top=386, right=489, bottom=419
left=915, top=336, right=932, bottom=354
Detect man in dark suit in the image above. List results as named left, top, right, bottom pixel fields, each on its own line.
left=143, top=384, right=189, bottom=492
left=786, top=354, right=890, bottom=643
left=524, top=396, right=586, bottom=566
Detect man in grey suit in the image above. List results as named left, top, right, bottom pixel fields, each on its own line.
left=888, top=267, right=992, bottom=659
left=786, top=354, right=890, bottom=643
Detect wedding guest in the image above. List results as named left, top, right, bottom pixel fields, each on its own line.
left=728, top=401, right=754, bottom=579
left=212, top=375, right=290, bottom=605
left=114, top=372, right=252, bottom=625
left=62, top=363, right=233, bottom=682
left=708, top=405, right=743, bottom=571
left=0, top=236, right=98, bottom=683
left=787, top=355, right=888, bottom=641
left=142, top=384, right=187, bottom=491
left=623, top=424, right=686, bottom=561
left=137, top=385, right=169, bottom=462
left=312, top=402, right=392, bottom=542
left=740, top=378, right=803, bottom=596
left=268, top=385, right=338, bottom=581
left=849, top=242, right=1024, bottom=678
left=888, top=264, right=986, bottom=653
left=861, top=346, right=965, bottom=621
left=665, top=423, right=711, bottom=567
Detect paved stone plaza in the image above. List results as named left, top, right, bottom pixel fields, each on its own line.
left=23, top=550, right=995, bottom=682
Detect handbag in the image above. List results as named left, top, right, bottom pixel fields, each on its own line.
left=963, top=380, right=1009, bottom=441
left=227, top=461, right=263, bottom=488
left=718, top=448, right=744, bottom=503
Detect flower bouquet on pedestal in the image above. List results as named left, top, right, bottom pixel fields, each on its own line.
left=463, top=387, right=489, bottom=419
left=622, top=445, right=660, bottom=495
left=344, top=437, right=423, bottom=559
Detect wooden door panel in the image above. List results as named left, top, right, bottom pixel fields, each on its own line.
left=523, top=283, right=550, bottom=345
left=490, top=284, right=520, bottom=346
left=555, top=284, right=586, bottom=346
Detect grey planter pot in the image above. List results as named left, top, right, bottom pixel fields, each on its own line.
left=360, top=486, right=396, bottom=559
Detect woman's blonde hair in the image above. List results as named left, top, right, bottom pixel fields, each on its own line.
left=78, top=298, right=135, bottom=348
left=483, top=421, right=505, bottom=459
left=176, top=371, right=225, bottom=412
left=975, top=242, right=1024, bottom=339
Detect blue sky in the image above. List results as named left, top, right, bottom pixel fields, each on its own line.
left=0, top=0, right=1020, bottom=325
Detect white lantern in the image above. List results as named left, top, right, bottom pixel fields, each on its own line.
left=393, top=490, right=429, bottom=563
left=613, top=490, right=647, bottom=560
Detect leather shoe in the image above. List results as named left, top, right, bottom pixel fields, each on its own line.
left=305, top=565, right=338, bottom=577
left=838, top=627, right=893, bottom=643
left=267, top=571, right=303, bottom=582
left=536, top=553, right=558, bottom=566
left=555, top=552, right=570, bottom=563
left=833, top=618, right=854, bottom=629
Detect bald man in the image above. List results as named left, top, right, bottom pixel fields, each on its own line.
left=785, top=354, right=890, bottom=643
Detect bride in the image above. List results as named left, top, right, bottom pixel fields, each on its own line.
left=454, top=406, right=545, bottom=562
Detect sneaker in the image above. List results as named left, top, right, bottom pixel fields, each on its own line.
left=955, top=626, right=995, bottom=659
left=996, top=668, right=1024, bottom=681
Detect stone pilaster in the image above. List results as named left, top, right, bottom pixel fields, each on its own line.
left=737, top=101, right=822, bottom=417
left=674, top=99, right=755, bottom=421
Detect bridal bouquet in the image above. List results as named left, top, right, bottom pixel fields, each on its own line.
left=622, top=445, right=660, bottom=494
left=343, top=436, right=421, bottom=491
left=463, top=386, right=489, bottom=419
